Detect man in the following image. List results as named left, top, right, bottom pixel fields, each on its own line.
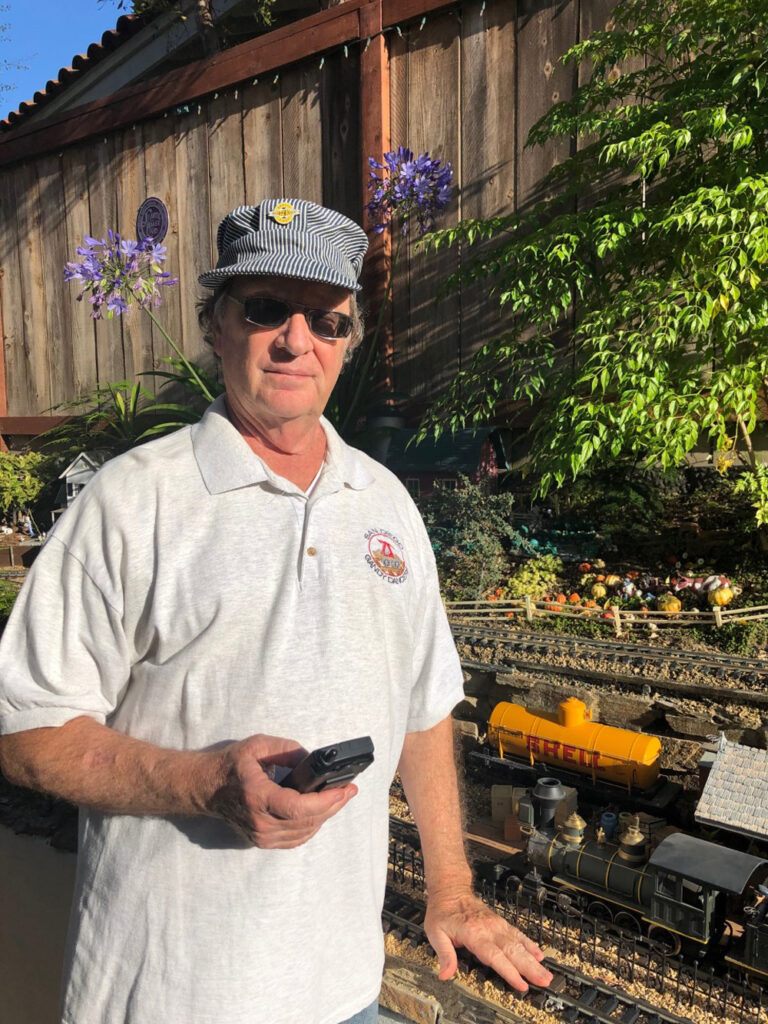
left=0, top=200, right=551, bottom=1024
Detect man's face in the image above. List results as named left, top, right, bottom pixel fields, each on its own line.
left=212, top=275, right=352, bottom=430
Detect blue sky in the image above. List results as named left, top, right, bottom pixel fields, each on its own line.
left=1, top=0, right=121, bottom=116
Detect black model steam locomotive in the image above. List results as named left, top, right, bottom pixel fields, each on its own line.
left=515, top=777, right=768, bottom=979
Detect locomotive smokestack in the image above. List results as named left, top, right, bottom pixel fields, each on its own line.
left=531, top=777, right=566, bottom=832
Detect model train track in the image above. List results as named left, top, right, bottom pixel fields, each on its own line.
left=383, top=890, right=691, bottom=1024
left=454, top=625, right=768, bottom=704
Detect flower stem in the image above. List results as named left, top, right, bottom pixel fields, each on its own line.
left=143, top=308, right=217, bottom=403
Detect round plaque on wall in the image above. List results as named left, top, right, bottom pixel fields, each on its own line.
left=136, top=197, right=169, bottom=244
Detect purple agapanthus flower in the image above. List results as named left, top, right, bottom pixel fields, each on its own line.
left=366, top=146, right=454, bottom=237
left=64, top=231, right=178, bottom=320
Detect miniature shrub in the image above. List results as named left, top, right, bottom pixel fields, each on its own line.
left=504, top=555, right=564, bottom=600
left=418, top=477, right=529, bottom=600
left=0, top=577, right=21, bottom=628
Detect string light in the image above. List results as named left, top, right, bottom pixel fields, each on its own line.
left=480, top=0, right=486, bottom=13
left=364, top=36, right=371, bottom=50
left=343, top=44, right=348, bottom=57
left=419, top=16, right=426, bottom=30
left=252, top=77, right=259, bottom=85
left=395, top=25, right=403, bottom=36
left=273, top=73, right=279, bottom=84
left=319, top=56, right=325, bottom=70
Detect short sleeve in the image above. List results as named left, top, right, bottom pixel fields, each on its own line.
left=405, top=506, right=465, bottom=733
left=0, top=537, right=131, bottom=735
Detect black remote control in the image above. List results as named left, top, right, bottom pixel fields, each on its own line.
left=279, top=736, right=375, bottom=792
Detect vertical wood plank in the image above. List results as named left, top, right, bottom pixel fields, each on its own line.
left=401, top=12, right=461, bottom=407
left=281, top=64, right=324, bottom=201
left=322, top=49, right=361, bottom=222
left=460, top=0, right=518, bottom=362
left=87, top=134, right=125, bottom=384
left=175, top=106, right=214, bottom=365
left=13, top=163, right=52, bottom=414
left=388, top=31, right=410, bottom=404
left=0, top=167, right=33, bottom=416
left=35, top=153, right=75, bottom=408
left=242, top=79, right=284, bottom=204
left=62, top=146, right=98, bottom=401
left=115, top=124, right=153, bottom=384
left=143, top=116, right=184, bottom=382
left=207, top=90, right=246, bottom=232
left=516, top=0, right=579, bottom=210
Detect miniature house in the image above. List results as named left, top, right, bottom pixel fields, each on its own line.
left=51, top=451, right=111, bottom=523
left=695, top=734, right=768, bottom=843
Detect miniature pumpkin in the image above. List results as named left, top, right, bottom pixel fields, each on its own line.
left=657, top=593, right=682, bottom=615
left=591, top=583, right=607, bottom=599
left=545, top=602, right=563, bottom=612
left=583, top=599, right=598, bottom=609
left=593, top=558, right=606, bottom=569
left=556, top=593, right=567, bottom=604
left=708, top=585, right=734, bottom=607
left=568, top=593, right=581, bottom=604
left=605, top=574, right=621, bottom=587
left=595, top=574, right=606, bottom=582
left=602, top=609, right=615, bottom=620
left=578, top=562, right=592, bottom=573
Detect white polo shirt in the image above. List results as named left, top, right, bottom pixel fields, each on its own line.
left=0, top=397, right=464, bottom=1024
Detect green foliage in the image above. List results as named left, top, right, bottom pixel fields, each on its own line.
left=503, top=555, right=564, bottom=600
left=40, top=362, right=223, bottom=463
left=419, top=0, right=768, bottom=525
left=418, top=477, right=527, bottom=600
left=708, top=618, right=768, bottom=656
left=0, top=576, right=20, bottom=623
left=0, top=451, right=49, bottom=519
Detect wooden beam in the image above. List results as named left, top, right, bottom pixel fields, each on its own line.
left=0, top=0, right=459, bottom=169
left=0, top=269, right=8, bottom=419
left=0, top=416, right=69, bottom=435
left=360, top=0, right=394, bottom=396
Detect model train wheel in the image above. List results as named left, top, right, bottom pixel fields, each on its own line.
left=587, top=900, right=614, bottom=922
left=614, top=911, right=642, bottom=935
left=647, top=924, right=682, bottom=956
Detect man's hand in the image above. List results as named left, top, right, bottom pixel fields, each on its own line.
left=424, top=887, right=553, bottom=993
left=207, top=734, right=356, bottom=848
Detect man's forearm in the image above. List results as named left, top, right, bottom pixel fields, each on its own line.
left=397, top=715, right=472, bottom=894
left=0, top=716, right=224, bottom=816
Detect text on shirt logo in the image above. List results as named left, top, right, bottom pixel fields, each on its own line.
left=364, top=529, right=408, bottom=584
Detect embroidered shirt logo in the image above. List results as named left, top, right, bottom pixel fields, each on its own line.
left=364, top=529, right=408, bottom=584
left=269, top=202, right=300, bottom=225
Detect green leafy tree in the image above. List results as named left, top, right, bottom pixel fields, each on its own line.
left=101, top=0, right=273, bottom=53
left=420, top=0, right=768, bottom=524
left=417, top=477, right=531, bottom=600
left=0, top=451, right=49, bottom=521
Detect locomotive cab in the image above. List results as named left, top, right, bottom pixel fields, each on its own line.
left=648, top=834, right=768, bottom=950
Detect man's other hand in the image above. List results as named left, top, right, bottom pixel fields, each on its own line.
left=424, top=888, right=554, bottom=993
left=207, top=734, right=356, bottom=847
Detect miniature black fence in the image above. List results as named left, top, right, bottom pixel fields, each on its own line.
left=386, top=838, right=766, bottom=1024
left=480, top=875, right=767, bottom=1024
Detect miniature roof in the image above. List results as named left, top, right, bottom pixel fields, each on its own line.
left=58, top=450, right=112, bottom=480
left=695, top=735, right=768, bottom=842
left=649, top=832, right=768, bottom=894
left=353, top=425, right=503, bottom=474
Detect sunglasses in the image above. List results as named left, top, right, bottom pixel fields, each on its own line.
left=226, top=294, right=353, bottom=341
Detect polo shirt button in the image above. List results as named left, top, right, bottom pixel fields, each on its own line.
left=307, top=546, right=317, bottom=556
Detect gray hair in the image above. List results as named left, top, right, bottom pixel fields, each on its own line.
left=196, top=283, right=365, bottom=363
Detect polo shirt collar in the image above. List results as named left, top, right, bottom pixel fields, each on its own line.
left=191, top=395, right=374, bottom=495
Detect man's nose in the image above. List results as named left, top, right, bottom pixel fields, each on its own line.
left=275, top=312, right=314, bottom=355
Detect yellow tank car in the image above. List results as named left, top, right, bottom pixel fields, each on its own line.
left=487, top=697, right=660, bottom=791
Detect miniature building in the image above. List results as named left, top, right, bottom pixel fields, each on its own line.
left=695, top=734, right=768, bottom=842
left=354, top=418, right=506, bottom=498
left=51, top=451, right=111, bottom=523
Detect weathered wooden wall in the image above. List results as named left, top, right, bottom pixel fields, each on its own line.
left=0, top=50, right=360, bottom=416
left=389, top=0, right=615, bottom=409
left=0, top=0, right=614, bottom=418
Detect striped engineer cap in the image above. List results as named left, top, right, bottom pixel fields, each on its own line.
left=198, top=200, right=369, bottom=292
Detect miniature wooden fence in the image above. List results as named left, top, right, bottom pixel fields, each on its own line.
left=446, top=598, right=768, bottom=637
left=0, top=0, right=617, bottom=423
